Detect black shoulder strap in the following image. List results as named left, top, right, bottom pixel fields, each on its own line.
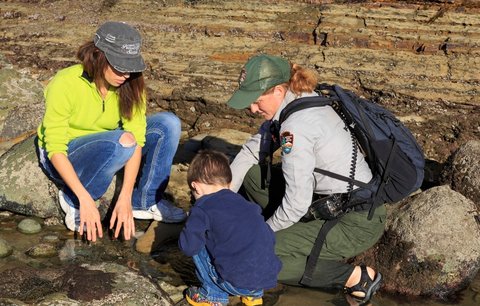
left=300, top=218, right=340, bottom=286
left=314, top=168, right=370, bottom=189
left=279, top=96, right=335, bottom=125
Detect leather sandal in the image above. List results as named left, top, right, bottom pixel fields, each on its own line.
left=344, top=264, right=382, bottom=304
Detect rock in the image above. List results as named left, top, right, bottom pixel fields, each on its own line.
left=0, top=54, right=45, bottom=156
left=42, top=234, right=60, bottom=243
left=196, top=128, right=252, bottom=161
left=0, top=237, right=13, bottom=258
left=164, top=164, right=191, bottom=211
left=0, top=135, right=119, bottom=220
left=158, top=281, right=188, bottom=304
left=449, top=140, right=480, bottom=209
left=25, top=243, right=57, bottom=258
left=17, top=218, right=42, bottom=234
left=0, top=211, right=14, bottom=217
left=0, top=298, right=28, bottom=305
left=135, top=221, right=183, bottom=254
left=0, top=136, right=61, bottom=218
left=179, top=128, right=251, bottom=162
left=375, top=185, right=480, bottom=298
left=0, top=263, right=174, bottom=305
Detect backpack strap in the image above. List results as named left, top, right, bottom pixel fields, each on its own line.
left=263, top=125, right=277, bottom=188
left=314, top=168, right=370, bottom=189
left=367, top=137, right=397, bottom=219
left=300, top=218, right=340, bottom=286
left=265, top=96, right=335, bottom=187
left=279, top=96, right=335, bottom=125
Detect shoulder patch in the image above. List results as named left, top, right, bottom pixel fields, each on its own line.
left=281, top=131, right=294, bottom=154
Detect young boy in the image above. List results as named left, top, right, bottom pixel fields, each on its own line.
left=179, top=150, right=282, bottom=306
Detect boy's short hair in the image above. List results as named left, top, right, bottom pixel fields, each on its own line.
left=187, top=150, right=232, bottom=188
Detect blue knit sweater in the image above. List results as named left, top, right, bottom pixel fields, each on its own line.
left=178, top=189, right=281, bottom=290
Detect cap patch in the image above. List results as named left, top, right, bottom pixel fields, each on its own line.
left=105, top=34, right=116, bottom=43
left=281, top=131, right=294, bottom=154
left=122, top=43, right=140, bottom=55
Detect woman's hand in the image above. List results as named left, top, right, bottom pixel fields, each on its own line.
left=78, top=194, right=103, bottom=242
left=109, top=194, right=135, bottom=240
left=50, top=153, right=104, bottom=242
left=109, top=144, right=141, bottom=240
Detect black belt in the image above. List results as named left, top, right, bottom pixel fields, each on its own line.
left=301, top=193, right=369, bottom=223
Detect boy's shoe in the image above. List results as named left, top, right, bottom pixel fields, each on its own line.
left=241, top=296, right=263, bottom=306
left=58, top=190, right=79, bottom=232
left=185, top=286, right=227, bottom=306
left=132, top=199, right=186, bottom=223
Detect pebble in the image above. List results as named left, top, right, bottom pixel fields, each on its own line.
left=42, top=234, right=60, bottom=243
left=17, top=218, right=42, bottom=234
left=0, top=211, right=14, bottom=217
left=0, top=237, right=13, bottom=258
left=158, top=281, right=187, bottom=303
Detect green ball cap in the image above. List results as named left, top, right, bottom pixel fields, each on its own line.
left=227, top=54, right=291, bottom=109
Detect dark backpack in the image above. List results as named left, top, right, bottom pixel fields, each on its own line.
left=276, top=84, right=425, bottom=286
left=278, top=83, right=425, bottom=218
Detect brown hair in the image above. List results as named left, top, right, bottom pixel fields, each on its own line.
left=76, top=41, right=145, bottom=120
left=187, top=150, right=232, bottom=189
left=262, top=63, right=318, bottom=96
left=289, top=63, right=319, bottom=95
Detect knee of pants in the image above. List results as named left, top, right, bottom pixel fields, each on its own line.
left=119, top=132, right=137, bottom=147
left=147, top=112, right=181, bottom=138
left=109, top=132, right=136, bottom=164
left=68, top=130, right=135, bottom=164
left=243, top=165, right=262, bottom=191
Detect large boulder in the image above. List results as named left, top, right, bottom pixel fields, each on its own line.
left=449, top=140, right=480, bottom=209
left=0, top=135, right=117, bottom=219
left=374, top=185, right=480, bottom=298
left=0, top=55, right=45, bottom=156
left=0, top=136, right=58, bottom=218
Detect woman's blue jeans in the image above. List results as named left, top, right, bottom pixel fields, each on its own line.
left=38, top=112, right=181, bottom=210
left=193, top=247, right=263, bottom=303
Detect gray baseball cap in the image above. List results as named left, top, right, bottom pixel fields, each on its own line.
left=94, top=21, right=146, bottom=73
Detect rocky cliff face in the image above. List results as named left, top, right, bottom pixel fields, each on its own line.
left=1, top=0, right=479, bottom=161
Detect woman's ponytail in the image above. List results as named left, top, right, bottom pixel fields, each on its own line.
left=289, top=63, right=319, bottom=95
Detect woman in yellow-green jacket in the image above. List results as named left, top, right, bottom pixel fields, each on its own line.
left=36, top=21, right=186, bottom=242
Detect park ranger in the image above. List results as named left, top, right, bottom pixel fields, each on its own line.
left=226, top=54, right=386, bottom=304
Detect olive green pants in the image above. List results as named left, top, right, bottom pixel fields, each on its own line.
left=241, top=164, right=386, bottom=289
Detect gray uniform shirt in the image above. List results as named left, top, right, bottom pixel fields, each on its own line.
left=230, top=90, right=372, bottom=232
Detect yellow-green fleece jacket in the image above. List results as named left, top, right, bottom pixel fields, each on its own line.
left=37, top=64, right=146, bottom=159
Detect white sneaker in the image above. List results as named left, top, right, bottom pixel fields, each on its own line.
left=58, top=190, right=79, bottom=232
left=132, top=200, right=186, bottom=223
